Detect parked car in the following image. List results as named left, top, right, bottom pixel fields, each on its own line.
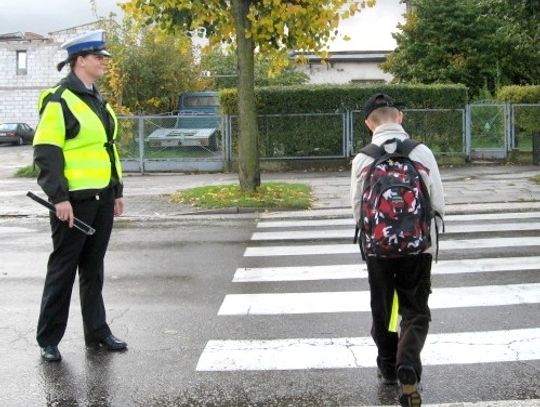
left=0, top=123, right=35, bottom=145
left=147, top=92, right=221, bottom=150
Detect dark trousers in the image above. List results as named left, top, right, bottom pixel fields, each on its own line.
left=36, top=188, right=115, bottom=347
left=366, top=254, right=432, bottom=381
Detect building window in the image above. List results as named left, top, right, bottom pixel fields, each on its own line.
left=16, top=50, right=27, bottom=75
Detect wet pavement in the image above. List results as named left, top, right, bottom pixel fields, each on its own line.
left=1, top=145, right=539, bottom=219
left=0, top=145, right=539, bottom=407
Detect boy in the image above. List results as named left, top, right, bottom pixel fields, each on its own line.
left=350, top=93, right=444, bottom=407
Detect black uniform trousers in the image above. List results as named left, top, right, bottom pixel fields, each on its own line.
left=366, top=253, right=432, bottom=381
left=36, top=187, right=115, bottom=347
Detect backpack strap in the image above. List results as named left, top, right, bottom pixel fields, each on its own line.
left=361, top=138, right=422, bottom=159
left=359, top=143, right=383, bottom=159
left=433, top=211, right=445, bottom=263
left=398, top=138, right=422, bottom=156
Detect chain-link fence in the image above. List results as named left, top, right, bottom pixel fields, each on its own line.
left=228, top=113, right=345, bottom=160
left=350, top=109, right=465, bottom=155
left=468, top=104, right=508, bottom=152
left=117, top=115, right=225, bottom=173
left=511, top=104, right=540, bottom=151
left=116, top=104, right=540, bottom=172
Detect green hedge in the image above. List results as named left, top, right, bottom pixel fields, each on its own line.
left=219, top=83, right=468, bottom=114
left=221, top=84, right=468, bottom=157
left=496, top=85, right=540, bottom=103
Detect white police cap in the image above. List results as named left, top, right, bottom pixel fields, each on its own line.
left=61, top=29, right=111, bottom=57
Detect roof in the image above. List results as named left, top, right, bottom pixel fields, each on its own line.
left=0, top=32, right=47, bottom=41
left=292, top=50, right=392, bottom=63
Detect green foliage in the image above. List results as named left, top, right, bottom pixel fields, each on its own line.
left=124, top=0, right=371, bottom=78
left=382, top=0, right=540, bottom=97
left=200, top=47, right=309, bottom=90
left=123, top=0, right=374, bottom=191
left=496, top=86, right=540, bottom=103
left=221, top=83, right=467, bottom=157
left=14, top=165, right=38, bottom=178
left=219, top=83, right=468, bottom=114
left=96, top=18, right=208, bottom=114
left=169, top=182, right=312, bottom=209
left=230, top=113, right=344, bottom=158
left=497, top=85, right=540, bottom=150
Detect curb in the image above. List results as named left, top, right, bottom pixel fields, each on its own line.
left=345, top=401, right=540, bottom=407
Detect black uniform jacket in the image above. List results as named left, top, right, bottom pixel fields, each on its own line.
left=34, top=72, right=123, bottom=204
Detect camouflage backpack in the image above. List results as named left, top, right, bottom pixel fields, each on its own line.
left=354, top=138, right=433, bottom=260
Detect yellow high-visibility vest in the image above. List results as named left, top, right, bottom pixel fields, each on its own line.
left=34, top=86, right=122, bottom=191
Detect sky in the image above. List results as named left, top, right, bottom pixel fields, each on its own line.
left=0, top=0, right=405, bottom=51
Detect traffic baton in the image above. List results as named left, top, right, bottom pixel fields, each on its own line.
left=26, top=191, right=96, bottom=236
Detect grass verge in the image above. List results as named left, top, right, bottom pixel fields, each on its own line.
left=170, top=182, right=313, bottom=210
left=531, top=174, right=540, bottom=185
left=14, top=165, right=39, bottom=178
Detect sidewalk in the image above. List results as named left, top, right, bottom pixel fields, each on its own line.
left=0, top=165, right=539, bottom=219
left=107, top=164, right=540, bottom=217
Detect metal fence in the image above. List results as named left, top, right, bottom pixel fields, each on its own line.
left=117, top=114, right=225, bottom=173
left=350, top=109, right=465, bottom=156
left=118, top=104, right=540, bottom=172
left=511, top=104, right=540, bottom=151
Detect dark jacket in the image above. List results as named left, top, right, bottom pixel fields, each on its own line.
left=34, top=72, right=123, bottom=203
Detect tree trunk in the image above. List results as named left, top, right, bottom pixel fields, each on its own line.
left=232, top=0, right=260, bottom=192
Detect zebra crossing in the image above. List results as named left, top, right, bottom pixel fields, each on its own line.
left=196, top=203, right=540, bottom=404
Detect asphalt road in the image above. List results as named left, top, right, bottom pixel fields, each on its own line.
left=1, top=210, right=539, bottom=406
left=0, top=143, right=539, bottom=406
left=0, top=216, right=255, bottom=406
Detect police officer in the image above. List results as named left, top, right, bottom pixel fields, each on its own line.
left=33, top=30, right=127, bottom=362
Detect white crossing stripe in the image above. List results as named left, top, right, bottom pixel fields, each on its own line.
left=196, top=328, right=540, bottom=371
left=0, top=226, right=37, bottom=234
left=244, top=237, right=540, bottom=256
left=261, top=202, right=540, bottom=219
left=233, top=256, right=540, bottom=282
left=256, top=212, right=540, bottom=228
left=234, top=264, right=364, bottom=282
left=218, top=283, right=540, bottom=315
left=251, top=222, right=540, bottom=241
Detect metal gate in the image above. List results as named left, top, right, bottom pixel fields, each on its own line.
left=117, top=115, right=226, bottom=173
left=466, top=102, right=511, bottom=159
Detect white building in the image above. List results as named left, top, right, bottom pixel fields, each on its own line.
left=292, top=50, right=393, bottom=84
left=0, top=22, right=99, bottom=127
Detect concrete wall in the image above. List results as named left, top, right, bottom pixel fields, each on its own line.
left=0, top=40, right=64, bottom=127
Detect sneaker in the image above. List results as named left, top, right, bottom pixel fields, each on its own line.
left=397, top=365, right=421, bottom=407
left=40, top=345, right=61, bottom=362
left=377, top=367, right=398, bottom=385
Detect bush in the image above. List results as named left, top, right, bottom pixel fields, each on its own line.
left=496, top=86, right=540, bottom=103
left=222, top=84, right=468, bottom=157
left=497, top=86, right=540, bottom=151
left=220, top=83, right=468, bottom=114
